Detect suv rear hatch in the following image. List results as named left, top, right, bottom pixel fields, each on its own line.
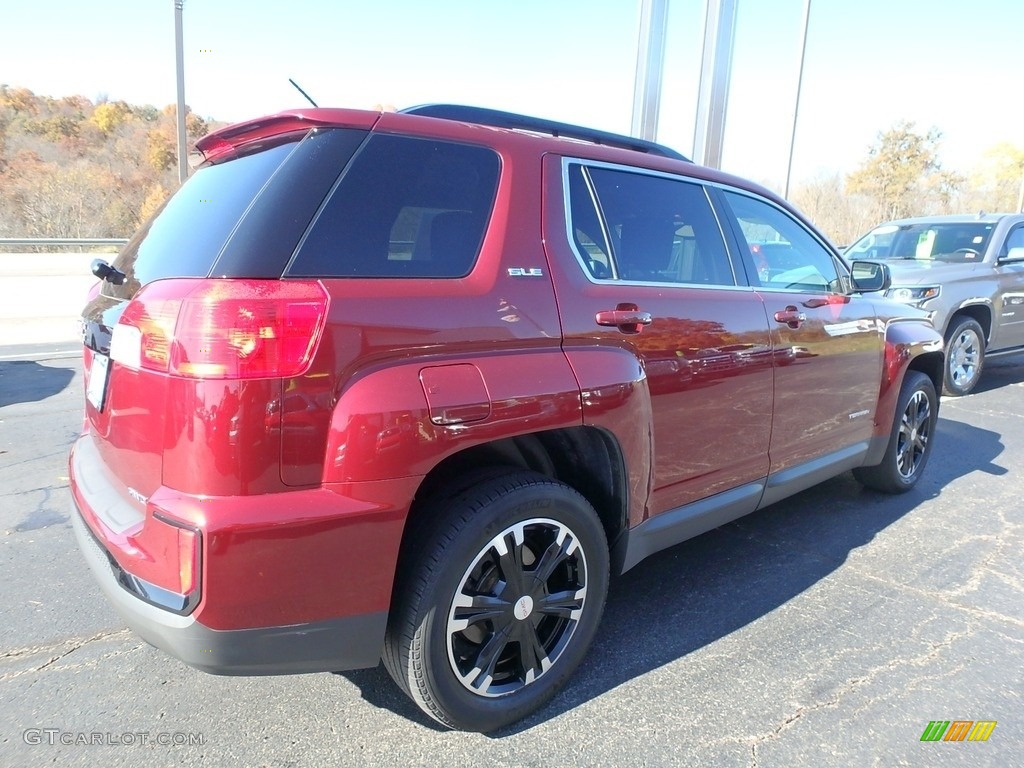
left=74, top=114, right=375, bottom=604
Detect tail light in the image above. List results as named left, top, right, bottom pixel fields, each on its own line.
left=110, top=279, right=328, bottom=379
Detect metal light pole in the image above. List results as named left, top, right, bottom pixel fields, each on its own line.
left=783, top=0, right=812, bottom=199
left=631, top=0, right=669, bottom=141
left=174, top=0, right=188, bottom=185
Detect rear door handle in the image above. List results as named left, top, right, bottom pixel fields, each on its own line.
left=774, top=306, right=807, bottom=329
left=596, top=305, right=653, bottom=334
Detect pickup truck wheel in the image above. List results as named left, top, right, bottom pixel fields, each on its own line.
left=944, top=317, right=985, bottom=396
left=854, top=371, right=937, bottom=493
left=383, top=471, right=609, bottom=732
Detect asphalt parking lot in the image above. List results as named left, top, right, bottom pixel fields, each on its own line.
left=1, top=343, right=1021, bottom=767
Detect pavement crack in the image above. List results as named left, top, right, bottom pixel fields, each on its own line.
left=0, top=449, right=70, bottom=472
left=747, top=624, right=974, bottom=756
left=0, top=484, right=70, bottom=499
left=849, top=567, right=1024, bottom=630
left=1, top=628, right=130, bottom=670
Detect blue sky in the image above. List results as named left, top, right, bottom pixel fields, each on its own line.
left=2, top=0, right=1021, bottom=191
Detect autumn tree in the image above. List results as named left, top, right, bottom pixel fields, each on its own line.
left=846, top=121, right=956, bottom=221
left=0, top=87, right=226, bottom=240
left=91, top=101, right=132, bottom=135
left=146, top=128, right=177, bottom=171
left=962, top=143, right=1024, bottom=214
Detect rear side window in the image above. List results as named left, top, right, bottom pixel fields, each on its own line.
left=566, top=163, right=735, bottom=286
left=288, top=135, right=500, bottom=278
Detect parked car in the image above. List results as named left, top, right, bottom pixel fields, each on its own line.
left=70, top=104, right=944, bottom=732
left=845, top=213, right=1024, bottom=395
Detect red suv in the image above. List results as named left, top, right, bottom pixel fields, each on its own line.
left=70, top=105, right=944, bottom=732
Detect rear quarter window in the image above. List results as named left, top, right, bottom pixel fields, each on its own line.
left=287, top=135, right=500, bottom=278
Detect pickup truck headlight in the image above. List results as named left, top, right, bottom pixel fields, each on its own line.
left=887, top=285, right=940, bottom=306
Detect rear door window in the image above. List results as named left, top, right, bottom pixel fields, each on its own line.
left=566, top=164, right=735, bottom=286
left=288, top=135, right=500, bottom=278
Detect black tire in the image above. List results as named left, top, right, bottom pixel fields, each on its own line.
left=943, top=317, right=985, bottom=396
left=853, top=371, right=937, bottom=493
left=383, top=471, right=609, bottom=732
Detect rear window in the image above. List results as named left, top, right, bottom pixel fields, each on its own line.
left=105, top=129, right=368, bottom=299
left=105, top=138, right=302, bottom=299
left=287, top=134, right=500, bottom=278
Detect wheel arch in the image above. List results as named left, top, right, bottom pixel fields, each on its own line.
left=906, top=348, right=944, bottom=397
left=946, top=304, right=993, bottom=343
left=402, top=426, right=629, bottom=574
left=866, top=319, right=944, bottom=466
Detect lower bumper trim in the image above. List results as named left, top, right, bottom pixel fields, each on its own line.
left=72, top=505, right=386, bottom=675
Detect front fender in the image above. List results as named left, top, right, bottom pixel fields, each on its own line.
left=865, top=318, right=943, bottom=464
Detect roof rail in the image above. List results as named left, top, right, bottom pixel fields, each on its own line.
left=401, top=104, right=690, bottom=162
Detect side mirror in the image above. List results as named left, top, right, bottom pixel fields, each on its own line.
left=1001, top=246, right=1024, bottom=263
left=850, top=260, right=891, bottom=293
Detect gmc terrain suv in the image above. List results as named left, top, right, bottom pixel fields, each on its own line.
left=71, top=104, right=944, bottom=732
left=845, top=213, right=1024, bottom=395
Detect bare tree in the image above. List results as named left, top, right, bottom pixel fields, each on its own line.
left=790, top=174, right=877, bottom=247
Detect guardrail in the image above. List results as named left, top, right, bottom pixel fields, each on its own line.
left=0, top=238, right=129, bottom=248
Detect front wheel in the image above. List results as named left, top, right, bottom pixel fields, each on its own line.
left=944, top=317, right=985, bottom=396
left=854, top=371, right=937, bottom=493
left=383, top=471, right=609, bottom=732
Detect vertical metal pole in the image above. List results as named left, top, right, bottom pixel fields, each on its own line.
left=783, top=0, right=812, bottom=199
left=631, top=0, right=669, bottom=141
left=1017, top=168, right=1024, bottom=213
left=692, top=0, right=738, bottom=169
left=174, top=0, right=188, bottom=185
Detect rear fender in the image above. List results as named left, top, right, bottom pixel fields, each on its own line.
left=322, top=351, right=583, bottom=483
left=562, top=347, right=652, bottom=530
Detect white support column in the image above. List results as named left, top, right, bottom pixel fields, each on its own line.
left=631, top=0, right=670, bottom=141
left=692, top=0, right=738, bottom=169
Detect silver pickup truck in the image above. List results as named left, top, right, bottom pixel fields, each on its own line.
left=845, top=213, right=1024, bottom=395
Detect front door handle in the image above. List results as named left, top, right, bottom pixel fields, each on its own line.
left=596, top=304, right=653, bottom=334
left=774, top=306, right=807, bottom=329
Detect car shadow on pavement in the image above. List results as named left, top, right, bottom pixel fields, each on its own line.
left=334, top=415, right=1005, bottom=735
left=970, top=355, right=1024, bottom=396
left=0, top=360, right=75, bottom=408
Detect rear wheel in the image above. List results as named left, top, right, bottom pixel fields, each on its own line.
left=854, top=371, right=937, bottom=493
left=944, top=317, right=985, bottom=396
left=384, top=471, right=609, bottom=732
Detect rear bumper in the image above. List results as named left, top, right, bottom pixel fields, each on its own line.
left=72, top=503, right=386, bottom=675
left=68, top=432, right=418, bottom=675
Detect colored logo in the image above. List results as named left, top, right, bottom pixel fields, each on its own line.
left=920, top=720, right=997, bottom=742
